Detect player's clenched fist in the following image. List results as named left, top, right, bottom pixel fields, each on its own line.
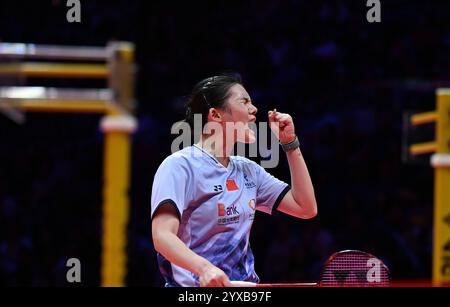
left=268, top=109, right=296, bottom=144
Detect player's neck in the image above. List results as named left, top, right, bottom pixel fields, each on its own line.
left=196, top=134, right=235, bottom=168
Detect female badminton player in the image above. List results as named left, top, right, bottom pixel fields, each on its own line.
left=151, top=74, right=317, bottom=287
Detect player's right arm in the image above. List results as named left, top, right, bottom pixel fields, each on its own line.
left=152, top=203, right=231, bottom=287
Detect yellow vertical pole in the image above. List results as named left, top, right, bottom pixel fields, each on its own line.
left=432, top=89, right=450, bottom=285
left=100, top=115, right=137, bottom=287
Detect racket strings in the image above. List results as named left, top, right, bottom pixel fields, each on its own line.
left=320, top=250, right=390, bottom=287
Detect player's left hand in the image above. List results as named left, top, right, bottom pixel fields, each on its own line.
left=268, top=109, right=296, bottom=144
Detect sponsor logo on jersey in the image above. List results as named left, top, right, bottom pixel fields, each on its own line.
left=226, top=179, right=239, bottom=191
left=248, top=199, right=256, bottom=210
left=213, top=185, right=223, bottom=192
left=243, top=173, right=256, bottom=189
left=248, top=199, right=256, bottom=221
left=217, top=203, right=226, bottom=216
left=217, top=203, right=240, bottom=225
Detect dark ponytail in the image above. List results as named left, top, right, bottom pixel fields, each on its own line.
left=185, top=73, right=242, bottom=128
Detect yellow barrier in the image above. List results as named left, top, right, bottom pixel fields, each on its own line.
left=409, top=142, right=437, bottom=156
left=0, top=42, right=136, bottom=287
left=0, top=62, right=109, bottom=78
left=408, top=89, right=450, bottom=285
left=433, top=89, right=450, bottom=285
left=411, top=111, right=437, bottom=126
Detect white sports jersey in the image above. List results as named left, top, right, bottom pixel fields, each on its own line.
left=151, top=144, right=290, bottom=287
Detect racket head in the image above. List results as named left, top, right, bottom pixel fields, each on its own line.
left=319, top=250, right=390, bottom=287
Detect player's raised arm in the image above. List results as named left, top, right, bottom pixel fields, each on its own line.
left=268, top=109, right=318, bottom=219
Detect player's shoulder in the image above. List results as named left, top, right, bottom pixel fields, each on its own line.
left=158, top=146, right=196, bottom=168
left=230, top=155, right=261, bottom=170
left=159, top=145, right=215, bottom=168
left=230, top=155, right=253, bottom=164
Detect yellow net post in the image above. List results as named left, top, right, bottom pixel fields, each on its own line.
left=432, top=89, right=450, bottom=285
left=100, top=115, right=137, bottom=287
left=100, top=42, right=136, bottom=287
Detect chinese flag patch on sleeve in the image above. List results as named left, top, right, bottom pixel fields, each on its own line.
left=226, top=179, right=239, bottom=191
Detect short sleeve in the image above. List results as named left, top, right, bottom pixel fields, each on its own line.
left=151, top=155, right=191, bottom=220
left=253, top=162, right=290, bottom=215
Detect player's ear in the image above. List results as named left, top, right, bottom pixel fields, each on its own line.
left=208, top=108, right=223, bottom=123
